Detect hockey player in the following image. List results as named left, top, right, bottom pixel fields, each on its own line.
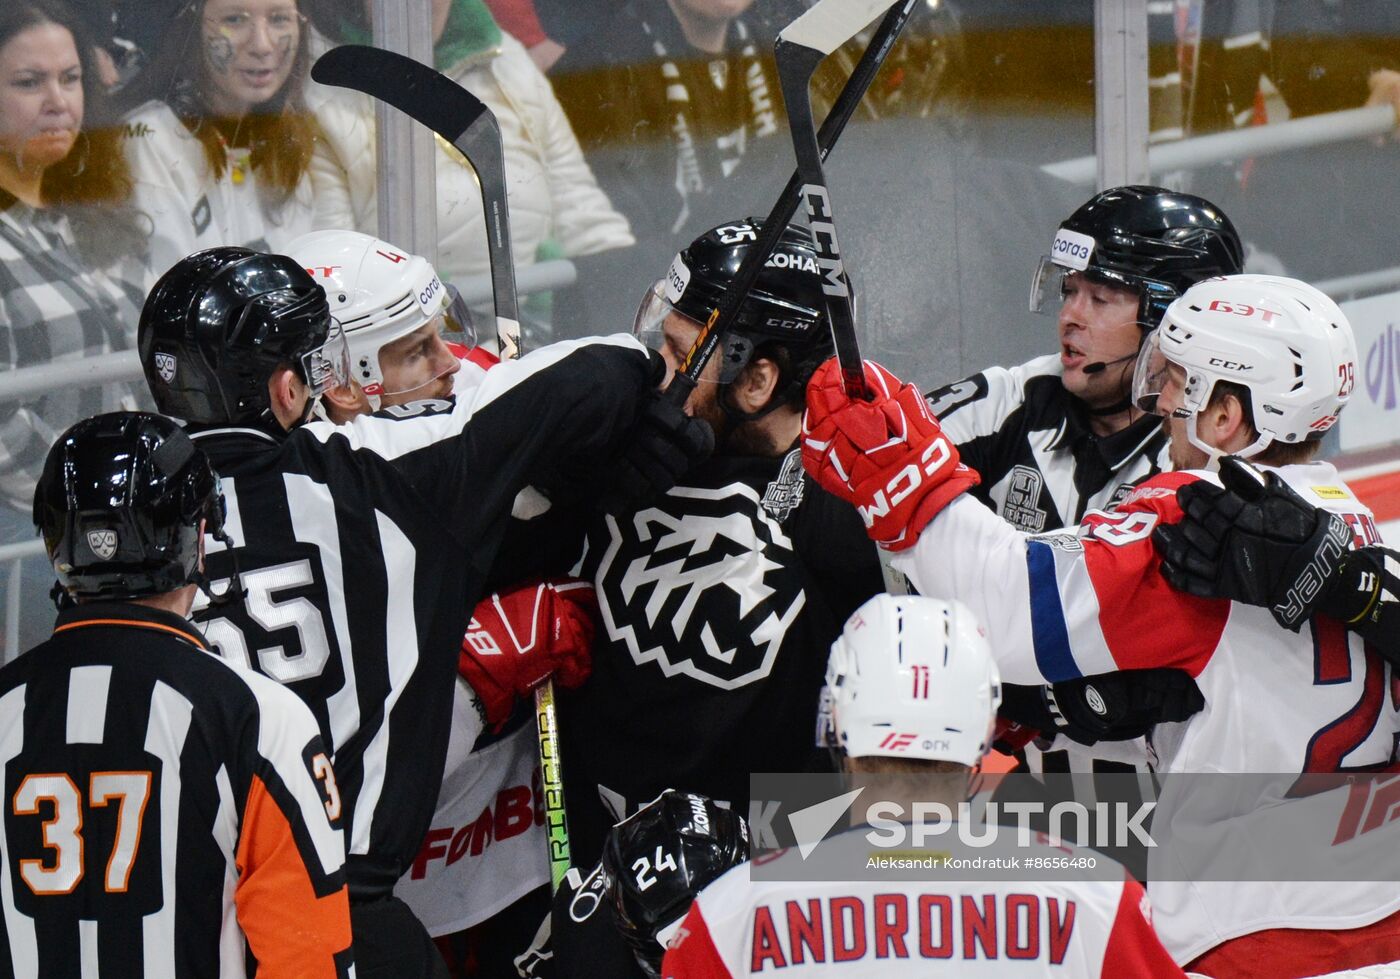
left=285, top=230, right=593, bottom=973
left=515, top=790, right=749, bottom=978
left=801, top=274, right=1400, bottom=973
left=557, top=218, right=885, bottom=867
left=287, top=229, right=486, bottom=419
left=5, top=412, right=352, bottom=977
left=1155, top=453, right=1399, bottom=660
left=137, top=247, right=710, bottom=979
left=925, top=184, right=1243, bottom=774
left=661, top=593, right=1185, bottom=977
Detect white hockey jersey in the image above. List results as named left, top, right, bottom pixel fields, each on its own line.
left=892, top=461, right=1400, bottom=963
left=661, top=830, right=1184, bottom=977
left=394, top=680, right=549, bottom=935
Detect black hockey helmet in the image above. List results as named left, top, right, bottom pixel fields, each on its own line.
left=633, top=218, right=836, bottom=410
left=604, top=790, right=749, bottom=976
left=139, top=247, right=350, bottom=429
left=1031, top=185, right=1244, bottom=329
left=34, top=412, right=228, bottom=605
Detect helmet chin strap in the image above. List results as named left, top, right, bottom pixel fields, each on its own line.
left=1185, top=413, right=1273, bottom=472
left=197, top=525, right=247, bottom=608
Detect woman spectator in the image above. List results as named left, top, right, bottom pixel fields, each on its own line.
left=304, top=0, right=633, bottom=340
left=117, top=0, right=317, bottom=283
left=0, top=0, right=144, bottom=653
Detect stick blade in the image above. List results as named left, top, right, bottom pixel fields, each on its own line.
left=779, top=0, right=897, bottom=55
left=311, top=45, right=488, bottom=144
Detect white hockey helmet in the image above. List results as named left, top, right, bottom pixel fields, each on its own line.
left=287, top=230, right=473, bottom=409
left=820, top=594, right=1002, bottom=767
left=1132, top=274, right=1357, bottom=461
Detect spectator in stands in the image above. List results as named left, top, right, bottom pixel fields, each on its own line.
left=482, top=0, right=563, bottom=73
left=1212, top=2, right=1400, bottom=281
left=116, top=0, right=318, bottom=284
left=546, top=0, right=783, bottom=268
left=0, top=0, right=146, bottom=655
left=303, top=0, right=633, bottom=344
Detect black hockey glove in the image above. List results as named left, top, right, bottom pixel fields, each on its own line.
left=1153, top=455, right=1353, bottom=631
left=601, top=359, right=715, bottom=515
left=998, top=670, right=1204, bottom=746
left=1319, top=545, right=1400, bottom=665
left=1042, top=670, right=1204, bottom=744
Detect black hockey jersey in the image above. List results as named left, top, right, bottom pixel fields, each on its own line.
left=189, top=338, right=653, bottom=900
left=0, top=603, right=351, bottom=978
left=559, top=447, right=883, bottom=865
left=926, top=353, right=1170, bottom=530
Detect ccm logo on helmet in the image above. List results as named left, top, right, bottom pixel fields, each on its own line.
left=764, top=316, right=807, bottom=332
left=1207, top=357, right=1253, bottom=371
left=856, top=437, right=953, bottom=529
left=304, top=265, right=342, bottom=278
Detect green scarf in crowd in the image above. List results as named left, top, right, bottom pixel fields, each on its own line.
left=339, top=0, right=502, bottom=69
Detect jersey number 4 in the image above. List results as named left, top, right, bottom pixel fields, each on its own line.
left=11, top=771, right=152, bottom=895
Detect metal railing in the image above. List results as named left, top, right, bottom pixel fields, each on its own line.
left=0, top=260, right=578, bottom=405
left=1042, top=104, right=1398, bottom=185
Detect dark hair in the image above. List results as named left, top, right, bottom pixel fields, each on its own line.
left=0, top=1, right=135, bottom=217
left=116, top=0, right=317, bottom=212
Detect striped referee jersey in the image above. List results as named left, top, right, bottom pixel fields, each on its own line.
left=189, top=336, right=653, bottom=899
left=0, top=602, right=352, bottom=978
left=927, top=353, right=1170, bottom=533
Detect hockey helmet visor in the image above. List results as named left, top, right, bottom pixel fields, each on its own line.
left=300, top=316, right=352, bottom=400
left=1131, top=327, right=1200, bottom=419
left=632, top=279, right=732, bottom=387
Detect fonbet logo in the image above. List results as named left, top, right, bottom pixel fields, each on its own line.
left=595, top=484, right=806, bottom=690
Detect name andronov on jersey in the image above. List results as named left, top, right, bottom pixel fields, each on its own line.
left=749, top=892, right=1078, bottom=968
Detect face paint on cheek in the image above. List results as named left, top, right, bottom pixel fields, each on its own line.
left=205, top=34, right=234, bottom=74
left=275, top=32, right=294, bottom=66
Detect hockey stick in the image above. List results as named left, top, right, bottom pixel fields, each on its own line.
left=665, top=0, right=918, bottom=408
left=778, top=2, right=916, bottom=594
left=311, top=46, right=523, bottom=361
left=775, top=0, right=904, bottom=401
left=312, top=46, right=571, bottom=892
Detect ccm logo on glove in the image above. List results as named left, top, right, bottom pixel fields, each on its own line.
left=857, top=436, right=954, bottom=529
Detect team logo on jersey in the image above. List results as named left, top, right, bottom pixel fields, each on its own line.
left=154, top=352, right=177, bottom=384
left=594, top=484, right=806, bottom=691
left=760, top=449, right=805, bottom=522
left=86, top=529, right=118, bottom=559
left=1002, top=466, right=1047, bottom=533
left=1107, top=482, right=1136, bottom=509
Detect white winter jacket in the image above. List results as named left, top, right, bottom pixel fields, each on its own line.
left=306, top=32, right=633, bottom=285
left=122, top=100, right=317, bottom=287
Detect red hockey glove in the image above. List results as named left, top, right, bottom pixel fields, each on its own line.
left=802, top=358, right=979, bottom=550
left=459, top=579, right=598, bottom=728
